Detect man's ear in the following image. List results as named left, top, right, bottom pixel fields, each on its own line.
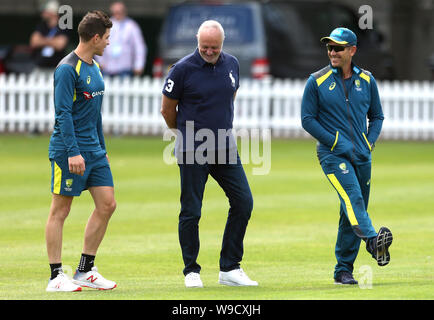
left=92, top=33, right=101, bottom=44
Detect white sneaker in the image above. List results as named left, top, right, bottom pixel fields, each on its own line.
left=46, top=271, right=82, bottom=292
left=185, top=272, right=203, bottom=288
left=219, top=268, right=258, bottom=286
left=72, top=266, right=117, bottom=290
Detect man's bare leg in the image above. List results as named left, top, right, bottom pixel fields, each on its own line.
left=46, top=194, right=74, bottom=264
left=82, top=186, right=116, bottom=255
left=72, top=186, right=117, bottom=290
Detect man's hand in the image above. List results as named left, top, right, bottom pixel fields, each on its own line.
left=68, top=154, right=85, bottom=176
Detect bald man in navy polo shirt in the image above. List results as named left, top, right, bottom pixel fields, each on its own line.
left=161, top=20, right=257, bottom=288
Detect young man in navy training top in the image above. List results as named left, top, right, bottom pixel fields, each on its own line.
left=301, top=27, right=393, bottom=285
left=46, top=10, right=117, bottom=292
left=161, top=20, right=258, bottom=288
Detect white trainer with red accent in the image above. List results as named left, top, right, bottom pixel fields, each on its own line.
left=46, top=271, right=82, bottom=292
left=72, top=266, right=117, bottom=290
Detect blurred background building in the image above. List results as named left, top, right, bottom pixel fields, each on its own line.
left=0, top=0, right=433, bottom=80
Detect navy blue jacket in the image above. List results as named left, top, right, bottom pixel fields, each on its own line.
left=301, top=63, right=384, bottom=163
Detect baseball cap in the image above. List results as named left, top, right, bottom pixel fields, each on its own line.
left=320, top=27, right=357, bottom=46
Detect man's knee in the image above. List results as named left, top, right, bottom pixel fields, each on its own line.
left=49, top=195, right=72, bottom=221
left=244, top=193, right=254, bottom=216
left=108, top=199, right=117, bottom=214
left=100, top=199, right=117, bottom=216
left=50, top=206, right=71, bottom=221
left=179, top=207, right=201, bottom=223
left=231, top=192, right=253, bottom=219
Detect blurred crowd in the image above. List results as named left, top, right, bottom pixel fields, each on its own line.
left=0, top=0, right=433, bottom=80
left=0, top=0, right=147, bottom=77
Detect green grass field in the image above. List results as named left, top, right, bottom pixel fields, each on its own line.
left=0, top=134, right=433, bottom=300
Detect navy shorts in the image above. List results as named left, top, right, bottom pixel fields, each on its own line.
left=50, top=150, right=114, bottom=196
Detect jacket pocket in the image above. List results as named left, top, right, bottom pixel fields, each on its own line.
left=362, top=132, right=372, bottom=152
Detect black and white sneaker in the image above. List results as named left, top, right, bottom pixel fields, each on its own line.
left=367, top=227, right=393, bottom=266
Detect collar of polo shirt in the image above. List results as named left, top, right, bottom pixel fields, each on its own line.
left=194, top=48, right=225, bottom=67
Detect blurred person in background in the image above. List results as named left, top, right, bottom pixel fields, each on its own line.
left=301, top=27, right=393, bottom=285
left=95, top=1, right=146, bottom=77
left=30, top=0, right=70, bottom=71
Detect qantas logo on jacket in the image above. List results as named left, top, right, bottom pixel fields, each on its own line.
left=83, top=90, right=105, bottom=100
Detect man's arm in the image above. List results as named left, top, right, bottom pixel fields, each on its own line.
left=30, top=31, right=68, bottom=51
left=131, top=21, right=146, bottom=76
left=48, top=35, right=68, bottom=51
left=30, top=31, right=45, bottom=49
left=96, top=112, right=110, bottom=162
left=366, top=76, right=384, bottom=148
left=161, top=63, right=183, bottom=129
left=54, top=65, right=85, bottom=175
left=301, top=76, right=336, bottom=148
left=97, top=112, right=107, bottom=151
left=161, top=95, right=178, bottom=129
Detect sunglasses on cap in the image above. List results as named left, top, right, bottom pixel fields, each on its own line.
left=326, top=44, right=351, bottom=52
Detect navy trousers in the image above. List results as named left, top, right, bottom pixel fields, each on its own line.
left=178, top=150, right=253, bottom=275
left=320, top=154, right=377, bottom=278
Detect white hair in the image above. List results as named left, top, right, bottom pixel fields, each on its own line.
left=196, top=20, right=225, bottom=40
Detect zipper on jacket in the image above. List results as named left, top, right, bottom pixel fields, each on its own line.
left=340, top=75, right=355, bottom=163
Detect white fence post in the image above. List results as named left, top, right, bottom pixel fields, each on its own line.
left=0, top=72, right=433, bottom=140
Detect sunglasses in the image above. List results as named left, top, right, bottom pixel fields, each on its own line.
left=326, top=44, right=351, bottom=52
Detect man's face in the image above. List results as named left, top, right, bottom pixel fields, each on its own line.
left=327, top=40, right=356, bottom=68
left=94, top=29, right=110, bottom=56
left=197, top=27, right=223, bottom=65
left=110, top=2, right=126, bottom=21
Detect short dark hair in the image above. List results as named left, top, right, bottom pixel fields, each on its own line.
left=78, top=10, right=112, bottom=42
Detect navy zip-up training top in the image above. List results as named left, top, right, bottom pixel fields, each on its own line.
left=49, top=52, right=106, bottom=159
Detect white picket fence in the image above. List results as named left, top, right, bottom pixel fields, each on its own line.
left=1, top=72, right=434, bottom=140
